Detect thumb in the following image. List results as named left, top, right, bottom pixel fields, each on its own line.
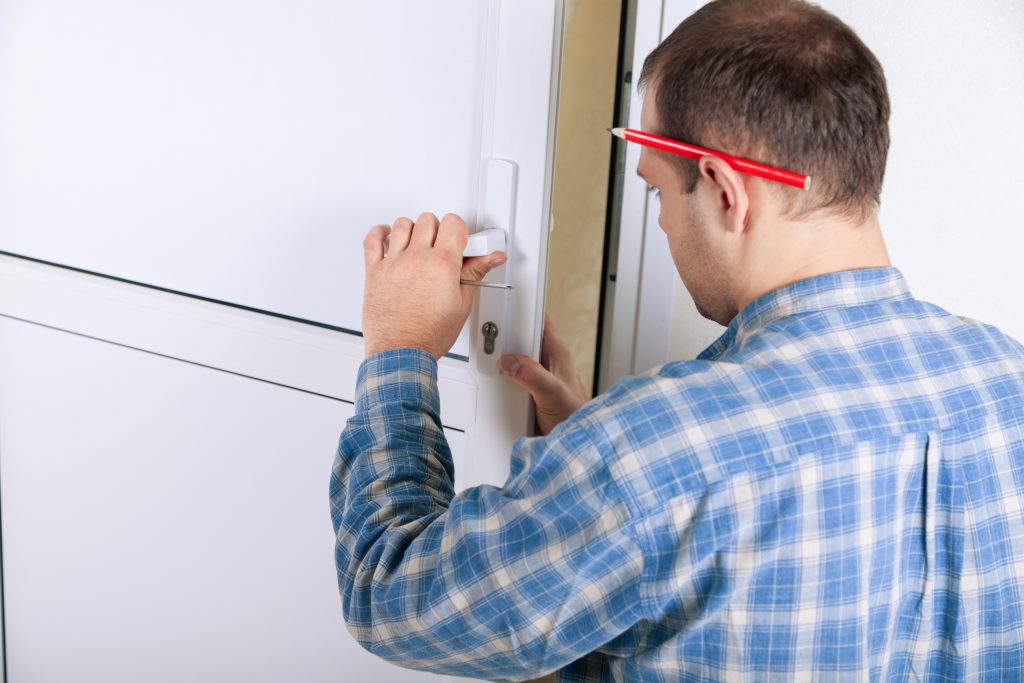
left=500, top=354, right=562, bottom=400
left=461, top=251, right=507, bottom=282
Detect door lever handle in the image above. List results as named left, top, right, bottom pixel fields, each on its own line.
left=462, top=226, right=512, bottom=288
left=463, top=227, right=507, bottom=257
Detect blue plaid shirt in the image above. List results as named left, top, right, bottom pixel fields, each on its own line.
left=331, top=267, right=1024, bottom=681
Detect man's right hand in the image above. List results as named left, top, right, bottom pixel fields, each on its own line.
left=500, top=316, right=590, bottom=436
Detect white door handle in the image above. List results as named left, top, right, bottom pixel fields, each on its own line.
left=463, top=227, right=508, bottom=257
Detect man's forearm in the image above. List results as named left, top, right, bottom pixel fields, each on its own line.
left=330, top=348, right=646, bottom=681
left=331, top=348, right=455, bottom=622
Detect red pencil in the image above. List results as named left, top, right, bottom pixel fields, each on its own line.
left=610, top=127, right=811, bottom=191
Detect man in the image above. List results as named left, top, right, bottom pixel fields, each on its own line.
left=331, top=0, right=1024, bottom=680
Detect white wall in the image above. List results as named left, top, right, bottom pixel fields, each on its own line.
left=662, top=0, right=1024, bottom=362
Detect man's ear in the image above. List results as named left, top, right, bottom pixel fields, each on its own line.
left=697, top=155, right=749, bottom=234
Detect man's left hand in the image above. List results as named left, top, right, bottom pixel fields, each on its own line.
left=361, top=212, right=507, bottom=360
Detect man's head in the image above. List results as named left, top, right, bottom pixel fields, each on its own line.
left=636, top=0, right=891, bottom=324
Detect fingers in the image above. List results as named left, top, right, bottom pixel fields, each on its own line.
left=363, top=224, right=390, bottom=269
left=385, top=212, right=469, bottom=255
left=460, top=251, right=507, bottom=282
left=459, top=251, right=508, bottom=316
left=435, top=213, right=470, bottom=255
left=541, top=315, right=574, bottom=365
left=388, top=216, right=414, bottom=254
left=501, top=353, right=584, bottom=435
left=500, top=354, right=564, bottom=401
left=539, top=315, right=590, bottom=399
left=410, top=212, right=440, bottom=249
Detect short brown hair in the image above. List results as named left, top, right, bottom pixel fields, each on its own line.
left=639, top=0, right=890, bottom=217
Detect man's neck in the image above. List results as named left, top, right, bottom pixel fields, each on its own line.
left=734, top=210, right=891, bottom=314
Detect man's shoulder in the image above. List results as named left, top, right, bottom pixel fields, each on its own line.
left=593, top=358, right=750, bottom=428
left=947, top=312, right=1024, bottom=359
left=590, top=300, right=1024, bottom=428
left=582, top=359, right=769, bottom=478
left=732, top=295, right=1024, bottom=378
left=583, top=299, right=1024, bottom=498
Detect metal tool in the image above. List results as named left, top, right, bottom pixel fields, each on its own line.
left=460, top=279, right=514, bottom=290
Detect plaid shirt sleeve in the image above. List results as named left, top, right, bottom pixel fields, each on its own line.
left=330, top=348, right=645, bottom=681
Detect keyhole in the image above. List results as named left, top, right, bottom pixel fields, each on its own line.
left=482, top=322, right=499, bottom=355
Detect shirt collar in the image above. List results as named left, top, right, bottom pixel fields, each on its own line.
left=697, top=267, right=913, bottom=360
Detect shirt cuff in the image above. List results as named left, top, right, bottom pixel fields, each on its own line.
left=354, top=348, right=441, bottom=419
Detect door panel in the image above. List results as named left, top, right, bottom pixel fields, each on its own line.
left=0, top=1, right=489, bottom=355
left=0, top=316, right=470, bottom=682
left=0, top=0, right=565, bottom=487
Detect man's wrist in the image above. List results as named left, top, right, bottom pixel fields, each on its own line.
left=364, top=342, right=439, bottom=360
left=354, top=347, right=441, bottom=418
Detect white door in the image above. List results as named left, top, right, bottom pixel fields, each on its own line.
left=0, top=1, right=565, bottom=680
left=0, top=316, right=472, bottom=682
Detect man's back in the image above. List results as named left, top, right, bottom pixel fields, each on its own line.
left=333, top=266, right=1024, bottom=681
left=567, top=266, right=1024, bottom=679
